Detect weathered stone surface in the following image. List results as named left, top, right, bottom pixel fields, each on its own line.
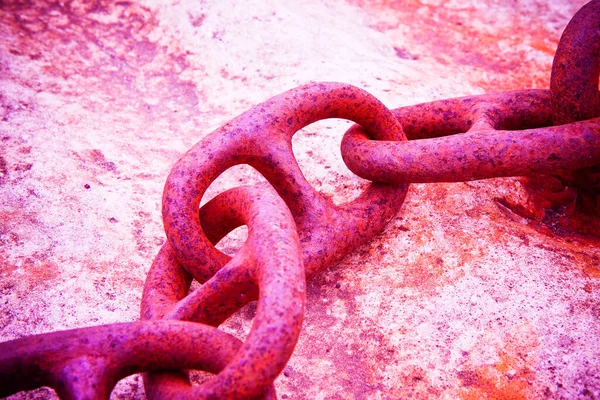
left=1, top=1, right=598, bottom=399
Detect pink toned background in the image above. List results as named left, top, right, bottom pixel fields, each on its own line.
left=1, top=1, right=598, bottom=399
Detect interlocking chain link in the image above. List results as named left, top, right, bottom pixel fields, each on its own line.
left=548, top=0, right=600, bottom=216
left=342, top=90, right=600, bottom=183
left=141, top=83, right=407, bottom=399
left=1, top=1, right=598, bottom=399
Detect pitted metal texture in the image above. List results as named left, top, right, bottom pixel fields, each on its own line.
left=0, top=1, right=598, bottom=399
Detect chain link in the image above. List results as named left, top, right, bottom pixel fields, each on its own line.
left=1, top=1, right=599, bottom=399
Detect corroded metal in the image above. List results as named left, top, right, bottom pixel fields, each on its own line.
left=160, top=82, right=406, bottom=283
left=341, top=0, right=600, bottom=234
left=0, top=320, right=272, bottom=399
left=142, top=184, right=305, bottom=399
left=341, top=90, right=600, bottom=183
left=0, top=2, right=599, bottom=399
left=548, top=0, right=600, bottom=218
left=0, top=82, right=407, bottom=399
left=143, top=83, right=407, bottom=399
left=551, top=0, right=600, bottom=125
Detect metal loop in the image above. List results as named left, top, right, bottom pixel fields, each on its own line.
left=341, top=90, right=600, bottom=183
left=551, top=0, right=600, bottom=125
left=2, top=3, right=599, bottom=398
left=162, top=82, right=407, bottom=282
left=0, top=320, right=267, bottom=399
left=142, top=184, right=304, bottom=399
left=547, top=0, right=600, bottom=216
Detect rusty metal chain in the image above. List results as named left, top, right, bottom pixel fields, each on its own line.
left=1, top=1, right=599, bottom=399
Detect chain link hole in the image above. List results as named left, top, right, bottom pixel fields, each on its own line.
left=292, top=119, right=370, bottom=206
left=200, top=164, right=264, bottom=256
left=189, top=370, right=215, bottom=387
left=200, top=164, right=266, bottom=207
left=214, top=225, right=248, bottom=256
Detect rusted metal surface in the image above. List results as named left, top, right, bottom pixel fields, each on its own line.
left=551, top=0, right=600, bottom=125
left=160, top=83, right=407, bottom=281
left=342, top=90, right=600, bottom=183
left=0, top=82, right=407, bottom=398
left=342, top=0, right=600, bottom=237
left=514, top=0, right=600, bottom=234
left=142, top=83, right=407, bottom=398
left=143, top=184, right=304, bottom=399
left=0, top=321, right=269, bottom=399
left=546, top=0, right=600, bottom=224
left=1, top=0, right=599, bottom=399
left=1, top=180, right=302, bottom=399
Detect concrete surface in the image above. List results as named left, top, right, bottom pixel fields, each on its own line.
left=1, top=0, right=599, bottom=399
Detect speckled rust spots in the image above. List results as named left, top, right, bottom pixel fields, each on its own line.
left=0, top=82, right=408, bottom=398
left=537, top=0, right=600, bottom=236
left=551, top=1, right=600, bottom=126
left=0, top=0, right=200, bottom=118
left=496, top=0, right=600, bottom=238
left=142, top=185, right=304, bottom=399
left=0, top=320, right=276, bottom=400
left=1, top=2, right=599, bottom=397
left=341, top=10, right=600, bottom=236
left=0, top=185, right=298, bottom=399
left=459, top=323, right=539, bottom=400
left=159, top=82, right=406, bottom=282
left=143, top=82, right=407, bottom=398
left=347, top=0, right=585, bottom=91
left=342, top=90, right=600, bottom=185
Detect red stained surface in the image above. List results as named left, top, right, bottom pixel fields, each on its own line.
left=1, top=0, right=599, bottom=399
left=348, top=0, right=585, bottom=91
